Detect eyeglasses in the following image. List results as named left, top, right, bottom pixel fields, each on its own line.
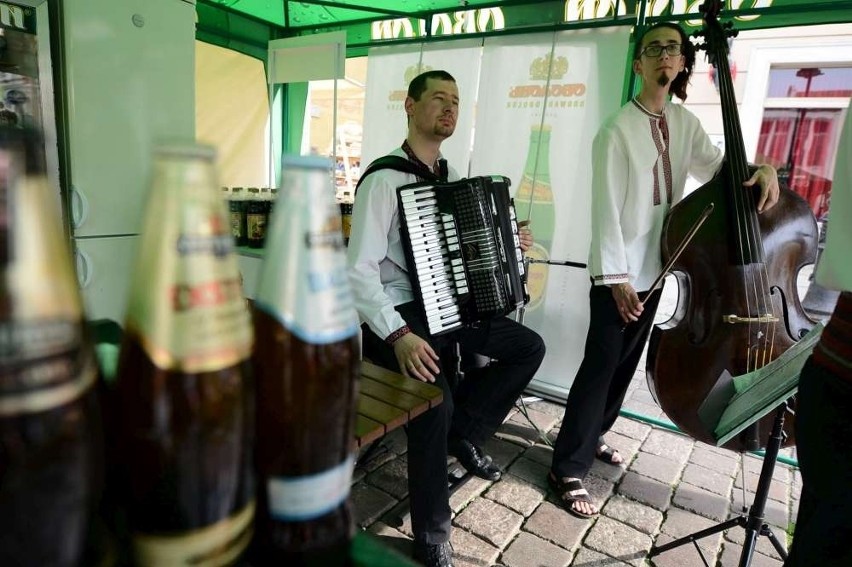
left=640, top=44, right=683, bottom=58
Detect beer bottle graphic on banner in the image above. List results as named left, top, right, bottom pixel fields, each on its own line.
left=513, top=124, right=555, bottom=330
left=0, top=128, right=102, bottom=566
left=115, top=144, right=255, bottom=566
left=251, top=155, right=360, bottom=566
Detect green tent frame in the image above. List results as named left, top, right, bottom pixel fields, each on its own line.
left=194, top=0, right=852, bottom=154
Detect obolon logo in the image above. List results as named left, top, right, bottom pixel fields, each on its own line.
left=386, top=65, right=434, bottom=110
left=371, top=8, right=505, bottom=40
left=0, top=3, right=25, bottom=30
left=564, top=0, right=774, bottom=23
left=507, top=54, right=587, bottom=111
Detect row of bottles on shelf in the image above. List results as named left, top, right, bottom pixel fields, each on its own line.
left=222, top=186, right=277, bottom=248
left=0, top=128, right=360, bottom=566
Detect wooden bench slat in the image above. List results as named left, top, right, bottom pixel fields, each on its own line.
left=360, top=361, right=444, bottom=407
left=359, top=377, right=432, bottom=420
left=354, top=414, right=385, bottom=448
left=357, top=394, right=409, bottom=434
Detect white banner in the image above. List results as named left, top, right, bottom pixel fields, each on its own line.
left=361, top=40, right=482, bottom=171
left=471, top=28, right=632, bottom=401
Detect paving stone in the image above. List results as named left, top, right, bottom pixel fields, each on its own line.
left=628, top=452, right=684, bottom=485
left=500, top=532, right=572, bottom=567
left=496, top=420, right=541, bottom=447
left=509, top=404, right=560, bottom=435
left=381, top=499, right=414, bottom=539
left=366, top=455, right=410, bottom=499
left=483, top=435, right=529, bottom=471
left=689, top=444, right=740, bottom=476
left=600, top=431, right=643, bottom=465
left=743, top=454, right=790, bottom=483
left=610, top=416, right=653, bottom=442
left=723, top=515, right=790, bottom=560
left=367, top=523, right=414, bottom=560
left=617, top=471, right=673, bottom=511
left=584, top=516, right=654, bottom=567
left=571, top=547, right=633, bottom=566
left=682, top=462, right=735, bottom=497
left=521, top=442, right=553, bottom=468
left=351, top=482, right=399, bottom=528
left=649, top=533, right=720, bottom=567
left=628, top=387, right=658, bottom=407
left=734, top=469, right=789, bottom=505
left=718, top=541, right=784, bottom=567
left=641, top=430, right=694, bottom=465
left=659, top=506, right=724, bottom=554
left=523, top=500, right=590, bottom=551
left=450, top=474, right=490, bottom=513
left=485, top=473, right=547, bottom=517
left=621, top=398, right=666, bottom=420
left=454, top=498, right=524, bottom=548
left=731, top=490, right=789, bottom=529
left=507, top=456, right=550, bottom=490
left=673, top=482, right=731, bottom=521
left=450, top=528, right=500, bottom=567
left=582, top=474, right=616, bottom=507
left=588, top=456, right=627, bottom=483
left=524, top=399, right=565, bottom=420
left=601, top=494, right=664, bottom=534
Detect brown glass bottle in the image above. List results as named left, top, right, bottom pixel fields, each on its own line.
left=251, top=155, right=360, bottom=566
left=114, top=144, right=255, bottom=566
left=0, top=127, right=103, bottom=566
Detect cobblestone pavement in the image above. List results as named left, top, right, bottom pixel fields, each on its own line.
left=351, top=274, right=813, bottom=566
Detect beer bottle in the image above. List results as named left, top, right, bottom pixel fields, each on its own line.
left=251, top=155, right=360, bottom=566
left=0, top=127, right=102, bottom=566
left=246, top=187, right=265, bottom=249
left=513, top=124, right=555, bottom=331
left=114, top=144, right=255, bottom=566
left=230, top=187, right=248, bottom=247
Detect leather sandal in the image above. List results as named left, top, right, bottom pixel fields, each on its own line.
left=547, top=473, right=598, bottom=519
left=595, top=443, right=623, bottom=465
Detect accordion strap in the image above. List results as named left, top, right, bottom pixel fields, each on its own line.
left=354, top=155, right=446, bottom=196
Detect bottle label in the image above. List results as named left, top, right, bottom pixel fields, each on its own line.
left=256, top=170, right=359, bottom=344
left=132, top=500, right=254, bottom=567
left=267, top=455, right=354, bottom=521
left=229, top=211, right=243, bottom=238
left=246, top=213, right=266, bottom=242
left=0, top=319, right=97, bottom=416
left=128, top=204, right=253, bottom=374
left=524, top=242, right=550, bottom=311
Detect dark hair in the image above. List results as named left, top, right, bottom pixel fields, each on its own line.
left=407, top=70, right=456, bottom=101
left=633, top=22, right=695, bottom=101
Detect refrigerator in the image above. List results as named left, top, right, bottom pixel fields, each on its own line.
left=62, top=0, right=196, bottom=323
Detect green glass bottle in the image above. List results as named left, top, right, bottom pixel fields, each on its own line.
left=513, top=124, right=555, bottom=330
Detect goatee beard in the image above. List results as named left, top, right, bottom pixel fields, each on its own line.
left=657, top=73, right=670, bottom=88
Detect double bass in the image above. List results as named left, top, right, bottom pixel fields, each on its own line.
left=645, top=0, right=819, bottom=451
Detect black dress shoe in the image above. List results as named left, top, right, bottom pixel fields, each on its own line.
left=413, top=541, right=454, bottom=567
left=447, top=437, right=502, bottom=481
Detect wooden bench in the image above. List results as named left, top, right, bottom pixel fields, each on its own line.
left=355, top=360, right=444, bottom=449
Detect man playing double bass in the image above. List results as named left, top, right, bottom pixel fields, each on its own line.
left=547, top=21, right=781, bottom=519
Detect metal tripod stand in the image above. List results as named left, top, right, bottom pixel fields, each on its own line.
left=647, top=403, right=792, bottom=567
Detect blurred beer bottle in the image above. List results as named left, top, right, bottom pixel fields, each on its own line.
left=513, top=124, right=555, bottom=331
left=0, top=127, right=103, bottom=566
left=251, top=155, right=360, bottom=566
left=114, top=144, right=255, bottom=566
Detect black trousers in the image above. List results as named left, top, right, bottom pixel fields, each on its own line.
left=361, top=302, right=545, bottom=544
left=551, top=283, right=662, bottom=479
left=785, top=359, right=852, bottom=566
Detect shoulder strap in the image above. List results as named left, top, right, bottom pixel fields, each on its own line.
left=354, top=155, right=443, bottom=196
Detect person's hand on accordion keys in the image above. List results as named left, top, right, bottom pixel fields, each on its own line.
left=518, top=220, right=533, bottom=252
left=394, top=332, right=441, bottom=383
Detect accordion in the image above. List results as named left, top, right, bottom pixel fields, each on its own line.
left=397, top=175, right=529, bottom=337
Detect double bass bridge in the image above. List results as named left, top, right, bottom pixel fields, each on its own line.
left=721, top=314, right=779, bottom=324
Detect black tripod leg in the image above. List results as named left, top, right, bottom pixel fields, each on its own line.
left=761, top=524, right=789, bottom=560
left=648, top=516, right=745, bottom=556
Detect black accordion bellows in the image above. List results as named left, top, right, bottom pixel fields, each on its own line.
left=397, top=175, right=529, bottom=336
